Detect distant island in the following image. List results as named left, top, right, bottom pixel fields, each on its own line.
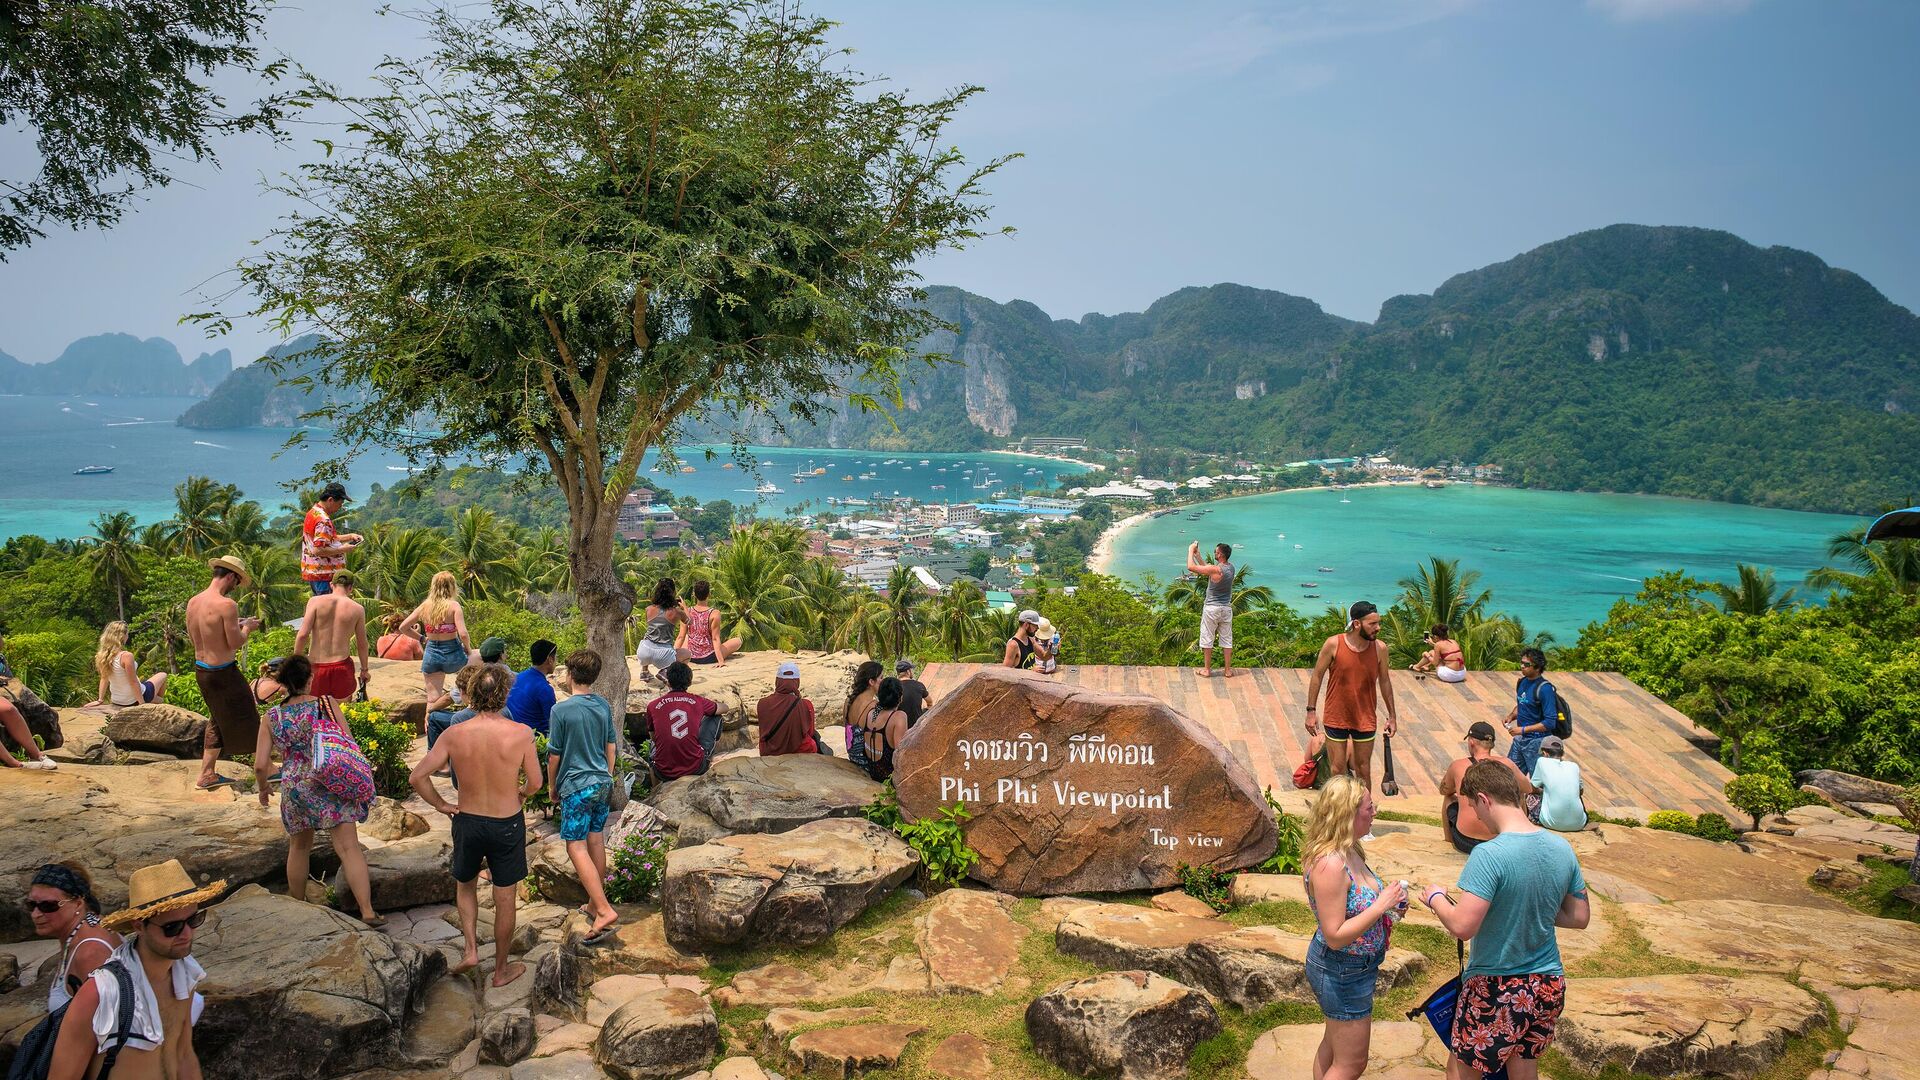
left=25, top=224, right=1919, bottom=516
left=0, top=333, right=230, bottom=396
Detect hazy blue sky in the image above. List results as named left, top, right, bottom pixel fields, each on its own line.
left=3, top=0, right=1917, bottom=366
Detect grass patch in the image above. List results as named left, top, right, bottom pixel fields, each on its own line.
left=1377, top=809, right=1444, bottom=828
left=1537, top=983, right=1844, bottom=1080
left=1562, top=901, right=1722, bottom=980
left=1819, top=857, right=1920, bottom=923
left=1219, top=900, right=1315, bottom=934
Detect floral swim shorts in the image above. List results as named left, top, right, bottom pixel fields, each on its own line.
left=1450, top=973, right=1566, bottom=1074
left=559, top=783, right=611, bottom=842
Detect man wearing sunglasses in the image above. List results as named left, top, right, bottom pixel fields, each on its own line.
left=49, top=860, right=224, bottom=1080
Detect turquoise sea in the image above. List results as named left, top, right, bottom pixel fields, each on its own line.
left=1103, top=484, right=1865, bottom=640
left=0, top=394, right=1085, bottom=541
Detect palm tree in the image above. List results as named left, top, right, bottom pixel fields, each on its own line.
left=1399, top=557, right=1493, bottom=631
left=218, top=500, right=271, bottom=548
left=450, top=507, right=512, bottom=600
left=359, top=525, right=446, bottom=604
left=705, top=534, right=801, bottom=649
left=842, top=587, right=893, bottom=657
left=230, top=543, right=304, bottom=626
left=968, top=606, right=1022, bottom=663
left=926, top=579, right=987, bottom=659
left=1159, top=563, right=1275, bottom=618
left=83, top=511, right=144, bottom=621
left=165, top=476, right=236, bottom=556
left=1807, top=524, right=1920, bottom=598
left=785, top=557, right=855, bottom=651
left=1712, top=564, right=1797, bottom=616
left=1386, top=557, right=1499, bottom=667
left=876, top=565, right=929, bottom=661
left=137, top=521, right=175, bottom=554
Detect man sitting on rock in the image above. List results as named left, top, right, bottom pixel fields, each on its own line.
left=645, top=662, right=722, bottom=782
left=1530, top=736, right=1587, bottom=833
left=546, top=648, right=619, bottom=943
left=1439, top=722, right=1532, bottom=854
left=409, top=664, right=543, bottom=987
left=757, top=661, right=824, bottom=756
left=294, top=569, right=370, bottom=701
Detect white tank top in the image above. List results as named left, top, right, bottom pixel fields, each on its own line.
left=108, top=654, right=143, bottom=707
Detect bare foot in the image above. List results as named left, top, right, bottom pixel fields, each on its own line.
left=450, top=952, right=480, bottom=975
left=1223, top=669, right=1237, bottom=678
left=491, top=961, right=528, bottom=988
left=1194, top=669, right=1213, bottom=678
left=586, top=910, right=619, bottom=940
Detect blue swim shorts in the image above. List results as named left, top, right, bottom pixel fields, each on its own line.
left=559, top=783, right=611, bottom=842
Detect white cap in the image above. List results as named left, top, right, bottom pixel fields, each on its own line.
left=776, top=661, right=800, bottom=679
left=1018, top=609, right=1040, bottom=625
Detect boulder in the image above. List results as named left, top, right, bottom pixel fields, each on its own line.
left=891, top=670, right=1277, bottom=895
left=758, top=1007, right=883, bottom=1054
left=1577, top=824, right=1845, bottom=910
left=918, top=888, right=1026, bottom=994
left=711, top=1056, right=771, bottom=1080
left=336, top=833, right=456, bottom=911
left=1054, top=904, right=1232, bottom=985
left=192, top=885, right=446, bottom=1080
left=614, top=651, right=867, bottom=734
left=398, top=976, right=481, bottom=1066
left=1228, top=874, right=1303, bottom=907
left=363, top=659, right=430, bottom=730
left=685, top=754, right=880, bottom=834
left=1, top=679, right=64, bottom=750
left=788, top=1023, right=924, bottom=1078
left=1623, top=899, right=1920, bottom=986
left=593, top=988, right=718, bottom=1080
left=509, top=1050, right=605, bottom=1080
left=1245, top=1022, right=1445, bottom=1079
left=0, top=764, right=334, bottom=943
left=1557, top=975, right=1825, bottom=1077
left=1149, top=892, right=1219, bottom=919
left=1024, top=971, right=1221, bottom=1080
left=659, top=818, right=915, bottom=949
left=926, top=1032, right=994, bottom=1080
left=364, top=798, right=431, bottom=842
left=586, top=974, right=708, bottom=1027
left=1796, top=770, right=1908, bottom=811
left=646, top=779, right=730, bottom=849
left=1811, top=981, right=1920, bottom=1080
left=480, top=1009, right=536, bottom=1067
left=101, top=702, right=208, bottom=757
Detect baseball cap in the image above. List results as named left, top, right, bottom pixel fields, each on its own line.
left=1465, top=721, right=1498, bottom=743
left=1018, top=609, right=1040, bottom=625
left=895, top=658, right=916, bottom=674
left=478, top=637, right=508, bottom=663
left=1539, top=735, right=1566, bottom=754
left=777, top=661, right=800, bottom=679
left=330, top=569, right=356, bottom=588
left=1348, top=600, right=1378, bottom=621
left=320, top=481, right=350, bottom=502
left=530, top=639, right=558, bottom=666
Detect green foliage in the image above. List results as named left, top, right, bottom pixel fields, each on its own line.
left=525, top=733, right=553, bottom=816
left=163, top=673, right=209, bottom=717
left=1257, top=788, right=1305, bottom=874
left=895, top=802, right=982, bottom=888
left=862, top=780, right=905, bottom=831
left=1691, top=812, right=1740, bottom=843
left=465, top=601, right=587, bottom=669
left=1724, top=773, right=1798, bottom=832
left=1646, top=810, right=1699, bottom=836
left=604, top=829, right=672, bottom=904
left=339, top=698, right=413, bottom=799
left=1176, top=863, right=1236, bottom=913
left=3, top=630, right=94, bottom=706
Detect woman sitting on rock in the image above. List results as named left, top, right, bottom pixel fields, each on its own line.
left=23, top=861, right=119, bottom=1011
left=1302, top=774, right=1407, bottom=1080
left=254, top=655, right=382, bottom=926
left=84, top=621, right=171, bottom=709
left=841, top=660, right=883, bottom=771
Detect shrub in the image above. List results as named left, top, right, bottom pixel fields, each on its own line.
left=340, top=698, right=414, bottom=799
left=897, top=802, right=981, bottom=888
left=1724, top=773, right=1796, bottom=832
left=525, top=733, right=553, bottom=816
left=1176, top=863, right=1236, bottom=912
left=163, top=671, right=210, bottom=716
left=604, top=829, right=671, bottom=903
left=862, top=780, right=905, bottom=830
left=1692, top=812, right=1740, bottom=843
left=1646, top=810, right=1698, bottom=835
left=1256, top=787, right=1304, bottom=874
left=465, top=600, right=587, bottom=667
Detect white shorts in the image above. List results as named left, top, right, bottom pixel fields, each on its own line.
left=1200, top=605, right=1233, bottom=649
left=1435, top=664, right=1466, bottom=684
left=635, top=641, right=678, bottom=670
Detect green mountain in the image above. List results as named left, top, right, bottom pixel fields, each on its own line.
left=0, top=334, right=230, bottom=395
left=176, top=335, right=341, bottom=429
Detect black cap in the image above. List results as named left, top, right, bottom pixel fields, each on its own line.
left=320, top=481, right=350, bottom=503
left=1465, top=721, right=1497, bottom=742
left=1348, top=600, right=1378, bottom=621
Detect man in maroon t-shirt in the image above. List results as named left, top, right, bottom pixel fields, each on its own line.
left=645, top=662, right=722, bottom=781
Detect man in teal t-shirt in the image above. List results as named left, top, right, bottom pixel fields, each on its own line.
left=1529, top=736, right=1587, bottom=832
left=545, top=648, right=619, bottom=943
left=1419, top=759, right=1590, bottom=1078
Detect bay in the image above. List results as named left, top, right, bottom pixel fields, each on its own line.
left=0, top=394, right=1085, bottom=541
left=1102, top=483, right=1865, bottom=640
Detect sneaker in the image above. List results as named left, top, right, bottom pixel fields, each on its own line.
left=22, top=758, right=57, bottom=770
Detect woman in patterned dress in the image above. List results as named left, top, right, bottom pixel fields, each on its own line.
left=254, top=655, right=382, bottom=925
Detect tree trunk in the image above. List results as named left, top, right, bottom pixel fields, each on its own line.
left=572, top=502, right=635, bottom=752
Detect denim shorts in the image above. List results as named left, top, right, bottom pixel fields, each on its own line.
left=421, top=638, right=468, bottom=674
left=1305, top=935, right=1383, bottom=1021
left=559, top=783, right=610, bottom=842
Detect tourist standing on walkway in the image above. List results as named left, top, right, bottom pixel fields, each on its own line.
left=1305, top=601, right=1399, bottom=814
left=410, top=664, right=541, bottom=987
left=507, top=640, right=558, bottom=735
left=645, top=662, right=723, bottom=782
left=1420, top=761, right=1590, bottom=1080
left=401, top=572, right=472, bottom=703
left=546, top=648, right=619, bottom=942
left=375, top=612, right=423, bottom=662
left=187, top=555, right=264, bottom=790
left=1301, top=774, right=1405, bottom=1080
left=758, top=662, right=824, bottom=756
left=48, top=859, right=225, bottom=1080
left=295, top=569, right=370, bottom=701
left=87, top=622, right=170, bottom=709
left=1530, top=736, right=1587, bottom=833
left=842, top=661, right=883, bottom=770
left=1411, top=624, right=1466, bottom=684
left=1504, top=648, right=1558, bottom=777
left=1187, top=541, right=1235, bottom=678
left=1003, top=610, right=1051, bottom=671
left=635, top=579, right=690, bottom=685
left=24, top=862, right=119, bottom=1012
left=300, top=482, right=361, bottom=595
left=894, top=659, right=934, bottom=726
left=680, top=580, right=743, bottom=667
left=861, top=677, right=909, bottom=782
left=254, top=655, right=382, bottom=926
left=1439, top=722, right=1531, bottom=855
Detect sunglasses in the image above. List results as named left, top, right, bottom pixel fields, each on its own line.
left=21, top=899, right=70, bottom=915
left=153, top=911, right=207, bottom=938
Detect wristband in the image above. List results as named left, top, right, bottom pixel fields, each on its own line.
left=1424, top=890, right=1444, bottom=906
left=1305, top=706, right=1317, bottom=712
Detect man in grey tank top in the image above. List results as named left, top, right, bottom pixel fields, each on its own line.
left=1187, top=541, right=1236, bottom=678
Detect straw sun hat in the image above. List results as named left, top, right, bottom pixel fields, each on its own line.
left=206, top=554, right=252, bottom=588
left=101, top=860, right=228, bottom=931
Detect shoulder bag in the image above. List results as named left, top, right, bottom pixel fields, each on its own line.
left=310, top=696, right=377, bottom=804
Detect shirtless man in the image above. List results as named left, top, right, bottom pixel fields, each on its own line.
left=294, top=569, right=369, bottom=701
left=408, top=664, right=542, bottom=987
left=187, top=556, right=263, bottom=789
left=1304, top=600, right=1399, bottom=823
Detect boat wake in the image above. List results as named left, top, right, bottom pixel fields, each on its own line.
left=192, top=440, right=231, bottom=450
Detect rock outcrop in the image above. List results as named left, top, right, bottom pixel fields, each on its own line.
left=660, top=819, right=915, bottom=949
left=1623, top=899, right=1920, bottom=986
left=593, top=988, right=718, bottom=1080
left=1556, top=975, right=1825, bottom=1078
left=1025, top=972, right=1221, bottom=1080
left=685, top=754, right=880, bottom=834
left=891, top=670, right=1277, bottom=895
left=788, top=1022, right=925, bottom=1078
left=0, top=679, right=64, bottom=751
left=1796, top=770, right=1910, bottom=815
left=1245, top=1022, right=1446, bottom=1079
left=101, top=703, right=207, bottom=757
left=917, top=888, right=1026, bottom=994
left=480, top=1008, right=536, bottom=1067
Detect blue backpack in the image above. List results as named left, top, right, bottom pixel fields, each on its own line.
left=8, top=961, right=137, bottom=1080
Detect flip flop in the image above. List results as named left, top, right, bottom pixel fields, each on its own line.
left=198, top=777, right=236, bottom=789
left=582, top=926, right=617, bottom=947
left=360, top=914, right=388, bottom=929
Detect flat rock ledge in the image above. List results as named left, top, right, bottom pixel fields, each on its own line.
left=1025, top=971, right=1221, bottom=1080
left=685, top=754, right=880, bottom=835
left=660, top=819, right=915, bottom=949
left=1556, top=974, right=1826, bottom=1078
left=788, top=1022, right=925, bottom=1079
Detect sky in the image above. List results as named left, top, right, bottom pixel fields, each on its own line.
left=2, top=0, right=1918, bottom=366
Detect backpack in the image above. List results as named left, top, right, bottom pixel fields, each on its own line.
left=8, top=960, right=137, bottom=1080
left=1547, top=683, right=1573, bottom=740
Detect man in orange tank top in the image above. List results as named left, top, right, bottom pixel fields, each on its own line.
left=1304, top=601, right=1399, bottom=817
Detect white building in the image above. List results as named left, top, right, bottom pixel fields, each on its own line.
left=1185, top=476, right=1216, bottom=489
left=845, top=559, right=898, bottom=587
left=1083, top=483, right=1154, bottom=500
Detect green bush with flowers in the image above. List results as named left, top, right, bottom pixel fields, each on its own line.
left=341, top=698, right=414, bottom=799
left=605, top=829, right=671, bottom=903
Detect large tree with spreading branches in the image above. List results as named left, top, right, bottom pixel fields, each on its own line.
left=204, top=0, right=1011, bottom=721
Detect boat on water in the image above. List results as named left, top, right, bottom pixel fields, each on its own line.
left=1299, top=582, right=1320, bottom=588
left=793, top=459, right=816, bottom=481
left=1294, top=543, right=1304, bottom=549
left=73, top=464, right=114, bottom=475
left=841, top=474, right=854, bottom=481
left=932, top=484, right=945, bottom=490
left=754, top=481, right=783, bottom=495
left=1340, top=498, right=1351, bottom=503
left=918, top=459, right=930, bottom=465
left=680, top=466, right=695, bottom=473
left=722, top=462, right=735, bottom=469
left=1317, top=566, right=1335, bottom=573
left=1302, top=592, right=1320, bottom=598
left=1424, top=479, right=1447, bottom=489
left=859, top=472, right=876, bottom=480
